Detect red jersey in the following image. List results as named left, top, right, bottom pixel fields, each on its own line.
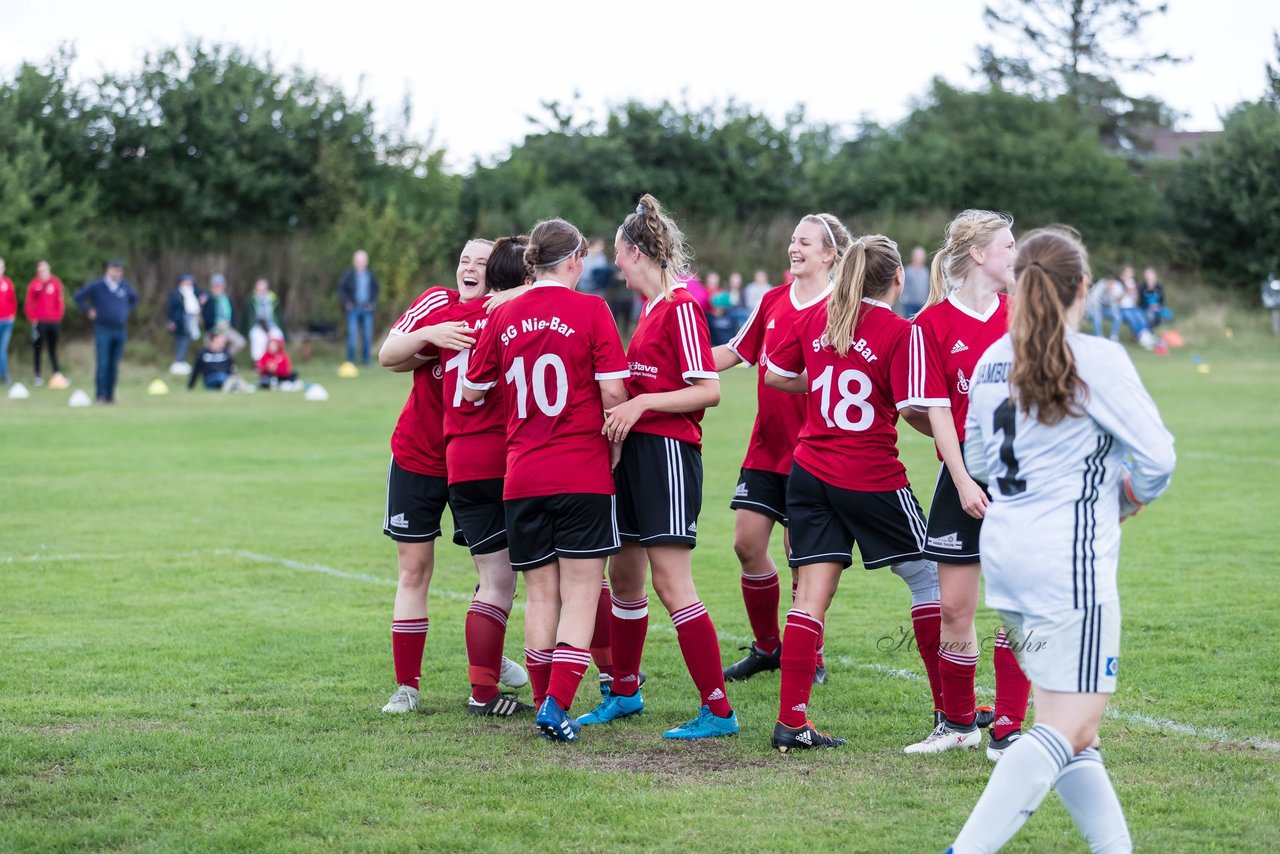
left=727, top=281, right=833, bottom=474
left=256, top=349, right=293, bottom=377
left=626, top=285, right=717, bottom=449
left=0, top=277, right=15, bottom=320
left=437, top=299, right=507, bottom=485
left=766, top=299, right=911, bottom=492
left=24, top=277, right=65, bottom=323
left=908, top=293, right=1009, bottom=443
left=388, top=287, right=458, bottom=477
left=463, top=283, right=629, bottom=500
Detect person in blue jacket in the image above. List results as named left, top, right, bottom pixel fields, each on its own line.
left=166, top=273, right=206, bottom=370
left=75, top=259, right=139, bottom=403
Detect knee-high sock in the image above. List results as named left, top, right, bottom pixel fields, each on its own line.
left=465, top=602, right=508, bottom=704
left=951, top=723, right=1074, bottom=853
left=525, top=647, right=553, bottom=708
left=589, top=579, right=614, bottom=678
left=741, top=569, right=781, bottom=654
left=993, top=629, right=1031, bottom=738
left=546, top=645, right=591, bottom=711
left=792, top=581, right=825, bottom=668
left=610, top=595, right=648, bottom=697
left=940, top=647, right=978, bottom=726
left=391, top=618, right=428, bottom=690
left=777, top=609, right=822, bottom=727
left=672, top=601, right=732, bottom=717
left=1054, top=748, right=1132, bottom=853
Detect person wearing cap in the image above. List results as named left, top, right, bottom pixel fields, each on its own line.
left=166, top=273, right=206, bottom=374
left=337, top=250, right=380, bottom=366
left=74, top=259, right=139, bottom=403
left=201, top=273, right=246, bottom=355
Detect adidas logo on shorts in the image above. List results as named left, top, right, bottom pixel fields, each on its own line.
left=707, top=688, right=725, bottom=701
left=951, top=339, right=969, bottom=354
left=927, top=532, right=961, bottom=550
left=687, top=522, right=697, bottom=533
left=389, top=513, right=409, bottom=529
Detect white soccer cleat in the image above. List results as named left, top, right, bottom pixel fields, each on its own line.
left=500, top=656, right=529, bottom=689
left=903, top=720, right=983, bottom=754
left=381, top=684, right=420, bottom=713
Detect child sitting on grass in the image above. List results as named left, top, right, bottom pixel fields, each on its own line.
left=256, top=334, right=300, bottom=389
left=188, top=332, right=237, bottom=391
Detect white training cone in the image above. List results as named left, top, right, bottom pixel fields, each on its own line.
left=68, top=389, right=92, bottom=407
left=304, top=383, right=329, bottom=401
left=8, top=382, right=30, bottom=399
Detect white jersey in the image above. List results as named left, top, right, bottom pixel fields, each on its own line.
left=964, top=332, right=1175, bottom=615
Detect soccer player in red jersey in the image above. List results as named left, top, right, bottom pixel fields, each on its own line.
left=462, top=218, right=630, bottom=742
left=905, top=210, right=1031, bottom=757
left=762, top=234, right=940, bottom=751
left=373, top=239, right=489, bottom=713
left=712, top=213, right=852, bottom=685
left=575, top=195, right=739, bottom=739
left=419, top=235, right=537, bottom=718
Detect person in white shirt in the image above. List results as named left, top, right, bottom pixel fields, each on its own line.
left=743, top=269, right=771, bottom=311
left=947, top=228, right=1175, bottom=854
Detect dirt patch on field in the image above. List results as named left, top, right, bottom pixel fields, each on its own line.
left=32, top=719, right=168, bottom=735
left=550, top=738, right=794, bottom=783
left=1199, top=739, right=1280, bottom=758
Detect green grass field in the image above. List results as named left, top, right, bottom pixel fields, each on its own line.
left=2, top=337, right=1278, bottom=852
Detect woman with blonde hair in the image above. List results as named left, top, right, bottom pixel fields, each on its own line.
left=713, top=213, right=852, bottom=686
left=576, top=194, right=738, bottom=739
left=947, top=228, right=1174, bottom=852
left=905, top=210, right=1028, bottom=757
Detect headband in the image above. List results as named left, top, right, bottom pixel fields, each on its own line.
left=621, top=202, right=667, bottom=269
left=534, top=237, right=584, bottom=269
left=812, top=215, right=838, bottom=251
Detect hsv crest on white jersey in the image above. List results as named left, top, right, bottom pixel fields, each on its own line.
left=963, top=332, right=1175, bottom=615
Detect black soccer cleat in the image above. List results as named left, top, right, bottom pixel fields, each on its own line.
left=975, top=705, right=995, bottom=729
left=723, top=643, right=782, bottom=682
left=812, top=663, right=828, bottom=685
left=771, top=720, right=847, bottom=753
left=466, top=693, right=535, bottom=717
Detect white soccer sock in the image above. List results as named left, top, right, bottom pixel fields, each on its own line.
left=951, top=723, right=1074, bottom=853
left=1054, top=748, right=1133, bottom=853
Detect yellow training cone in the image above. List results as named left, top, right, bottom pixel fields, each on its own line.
left=148, top=379, right=170, bottom=395
left=337, top=361, right=359, bottom=378
left=1196, top=364, right=1211, bottom=375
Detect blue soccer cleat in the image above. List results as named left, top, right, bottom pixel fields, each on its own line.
left=662, top=705, right=740, bottom=739
left=577, top=690, right=645, bottom=725
left=536, top=696, right=582, bottom=742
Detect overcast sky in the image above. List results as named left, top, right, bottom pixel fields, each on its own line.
left=7, top=0, right=1278, bottom=168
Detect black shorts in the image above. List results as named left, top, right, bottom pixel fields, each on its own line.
left=786, top=463, right=927, bottom=570
left=505, top=493, right=621, bottom=571
left=384, top=458, right=448, bottom=542
left=922, top=460, right=989, bottom=564
left=615, top=432, right=702, bottom=547
left=729, top=468, right=789, bottom=525
left=448, top=479, right=508, bottom=555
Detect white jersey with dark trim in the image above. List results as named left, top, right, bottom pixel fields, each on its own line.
left=964, top=332, right=1175, bottom=615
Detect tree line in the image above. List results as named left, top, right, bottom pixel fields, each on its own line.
left=1, top=35, right=1277, bottom=335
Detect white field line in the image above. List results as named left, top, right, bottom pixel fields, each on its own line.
left=10, top=548, right=1279, bottom=751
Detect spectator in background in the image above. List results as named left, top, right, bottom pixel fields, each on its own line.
left=166, top=273, right=205, bottom=375
left=1263, top=273, right=1280, bottom=337
left=579, top=238, right=612, bottom=296
left=203, top=274, right=246, bottom=355
left=245, top=277, right=283, bottom=361
left=1110, top=266, right=1156, bottom=350
left=683, top=270, right=711, bottom=314
left=0, top=257, right=14, bottom=385
left=1140, top=266, right=1173, bottom=329
left=188, top=331, right=237, bottom=390
left=26, top=260, right=66, bottom=386
left=727, top=272, right=749, bottom=328
left=705, top=271, right=722, bottom=300
left=74, top=259, right=138, bottom=404
left=708, top=289, right=738, bottom=346
left=256, top=332, right=299, bottom=389
left=1085, top=275, right=1114, bottom=337
left=744, top=269, right=771, bottom=311
left=338, top=249, right=379, bottom=366
left=898, top=246, right=929, bottom=318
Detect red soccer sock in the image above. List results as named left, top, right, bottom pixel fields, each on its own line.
left=546, top=645, right=591, bottom=711
left=525, top=648, right=553, bottom=708
left=590, top=579, right=614, bottom=679
left=816, top=626, right=826, bottom=669
left=391, top=618, right=428, bottom=690
left=993, top=629, right=1031, bottom=739
left=777, top=608, right=822, bottom=728
left=610, top=594, right=649, bottom=697
left=911, top=602, right=944, bottom=711
left=741, top=570, right=781, bottom=654
left=465, top=601, right=508, bottom=704
left=672, top=601, right=732, bottom=718
left=939, top=646, right=979, bottom=726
